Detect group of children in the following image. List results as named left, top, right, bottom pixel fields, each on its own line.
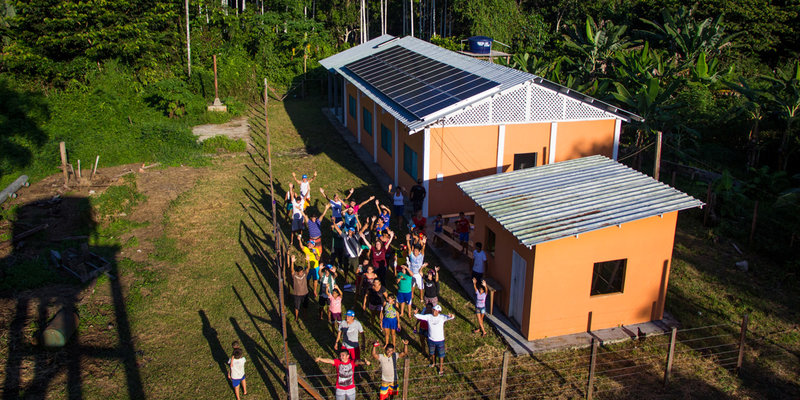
left=224, top=173, right=491, bottom=399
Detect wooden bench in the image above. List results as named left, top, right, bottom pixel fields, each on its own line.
left=433, top=231, right=474, bottom=260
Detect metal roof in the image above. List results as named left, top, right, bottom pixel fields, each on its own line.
left=319, top=35, right=641, bottom=133
left=457, top=156, right=703, bottom=247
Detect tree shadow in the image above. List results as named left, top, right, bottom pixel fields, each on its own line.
left=0, top=80, right=49, bottom=180
left=1, top=197, right=143, bottom=399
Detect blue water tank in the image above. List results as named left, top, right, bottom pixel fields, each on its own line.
left=468, top=36, right=493, bottom=54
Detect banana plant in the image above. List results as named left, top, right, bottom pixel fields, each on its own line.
left=760, top=60, right=800, bottom=170
left=562, top=16, right=632, bottom=76
left=725, top=77, right=766, bottom=168
left=637, top=6, right=740, bottom=69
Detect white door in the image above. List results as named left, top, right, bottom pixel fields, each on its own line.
left=509, top=250, right=527, bottom=326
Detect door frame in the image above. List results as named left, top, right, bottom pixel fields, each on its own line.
left=509, top=250, right=527, bottom=326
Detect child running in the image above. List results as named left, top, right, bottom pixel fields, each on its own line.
left=227, top=347, right=247, bottom=400
left=371, top=340, right=409, bottom=400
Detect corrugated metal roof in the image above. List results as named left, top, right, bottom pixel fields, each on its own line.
left=457, top=156, right=703, bottom=247
left=319, top=36, right=640, bottom=133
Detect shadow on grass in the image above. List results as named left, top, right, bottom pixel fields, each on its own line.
left=1, top=198, right=144, bottom=399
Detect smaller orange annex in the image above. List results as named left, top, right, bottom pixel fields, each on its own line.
left=319, top=35, right=641, bottom=217
left=457, top=156, right=703, bottom=340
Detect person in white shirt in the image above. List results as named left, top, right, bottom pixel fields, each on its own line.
left=472, top=242, right=487, bottom=281
left=413, top=304, right=454, bottom=375
left=292, top=170, right=317, bottom=206
left=228, top=347, right=247, bottom=400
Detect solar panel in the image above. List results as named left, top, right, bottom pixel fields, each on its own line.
left=344, top=46, right=499, bottom=119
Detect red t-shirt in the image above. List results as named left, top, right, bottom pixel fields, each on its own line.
left=456, top=217, right=470, bottom=234
left=334, top=359, right=356, bottom=390
left=412, top=216, right=427, bottom=230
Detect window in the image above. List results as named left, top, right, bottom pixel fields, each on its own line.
left=362, top=108, right=373, bottom=135
left=381, top=124, right=392, bottom=155
left=349, top=95, right=356, bottom=119
left=485, top=228, right=496, bottom=257
left=590, top=259, right=627, bottom=296
left=403, top=144, right=418, bottom=180
left=513, top=152, right=538, bottom=170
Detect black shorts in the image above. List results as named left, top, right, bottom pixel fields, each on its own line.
left=293, top=294, right=307, bottom=310
left=319, top=296, right=329, bottom=306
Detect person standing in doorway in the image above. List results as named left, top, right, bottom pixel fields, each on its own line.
left=413, top=304, right=455, bottom=375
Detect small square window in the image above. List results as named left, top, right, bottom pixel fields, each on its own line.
left=590, top=259, right=626, bottom=296
left=513, top=152, right=538, bottom=170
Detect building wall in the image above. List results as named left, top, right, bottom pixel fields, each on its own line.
left=359, top=95, right=376, bottom=159
left=427, top=125, right=500, bottom=216
left=502, top=123, right=552, bottom=171
left=346, top=83, right=360, bottom=139
left=472, top=206, right=537, bottom=335
left=554, top=119, right=616, bottom=162
left=527, top=211, right=678, bottom=340
left=375, top=109, right=395, bottom=184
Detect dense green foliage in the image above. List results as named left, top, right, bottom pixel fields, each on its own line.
left=1, top=0, right=799, bottom=258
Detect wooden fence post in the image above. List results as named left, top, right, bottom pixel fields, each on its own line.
left=663, top=327, right=678, bottom=387
left=586, top=338, right=598, bottom=400
left=91, top=155, right=100, bottom=181
left=654, top=131, right=663, bottom=181
left=703, top=182, right=713, bottom=226
left=736, top=314, right=749, bottom=376
left=499, top=351, right=510, bottom=400
left=402, top=357, right=410, bottom=400
left=59, top=142, right=69, bottom=187
left=288, top=362, right=299, bottom=400
left=749, top=201, right=759, bottom=246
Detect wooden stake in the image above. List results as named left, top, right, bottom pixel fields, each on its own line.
left=499, top=351, right=510, bottom=400
left=77, top=159, right=82, bottom=183
left=586, top=338, right=598, bottom=400
left=91, top=155, right=100, bottom=181
left=288, top=363, right=299, bottom=400
left=60, top=142, right=69, bottom=187
left=402, top=357, right=410, bottom=400
left=671, top=171, right=676, bottom=188
left=736, top=314, right=749, bottom=376
left=663, top=327, right=677, bottom=387
left=213, top=55, right=219, bottom=100
left=749, top=201, right=758, bottom=246
left=654, top=131, right=663, bottom=180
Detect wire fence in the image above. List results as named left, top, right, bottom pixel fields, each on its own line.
left=291, top=317, right=754, bottom=399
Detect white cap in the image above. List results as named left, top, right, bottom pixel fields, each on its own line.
left=433, top=305, right=442, bottom=311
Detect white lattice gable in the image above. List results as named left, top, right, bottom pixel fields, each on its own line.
left=434, top=81, right=619, bottom=129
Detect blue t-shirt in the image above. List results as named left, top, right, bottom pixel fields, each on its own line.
left=380, top=212, right=391, bottom=227
left=308, top=219, right=322, bottom=238
left=330, top=200, right=343, bottom=219
left=343, top=213, right=358, bottom=230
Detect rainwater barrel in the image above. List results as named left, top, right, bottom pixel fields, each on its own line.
left=467, top=36, right=493, bottom=54
left=43, top=308, right=79, bottom=347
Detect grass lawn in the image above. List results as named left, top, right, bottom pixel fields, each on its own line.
left=26, top=94, right=793, bottom=399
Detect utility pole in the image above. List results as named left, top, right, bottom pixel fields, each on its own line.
left=410, top=0, right=414, bottom=37
left=186, top=0, right=191, bottom=77
left=654, top=131, right=663, bottom=180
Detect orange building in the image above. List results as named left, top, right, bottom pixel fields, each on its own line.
left=457, top=156, right=703, bottom=340
left=320, top=35, right=642, bottom=217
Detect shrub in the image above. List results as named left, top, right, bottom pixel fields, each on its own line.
left=202, top=135, right=247, bottom=153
